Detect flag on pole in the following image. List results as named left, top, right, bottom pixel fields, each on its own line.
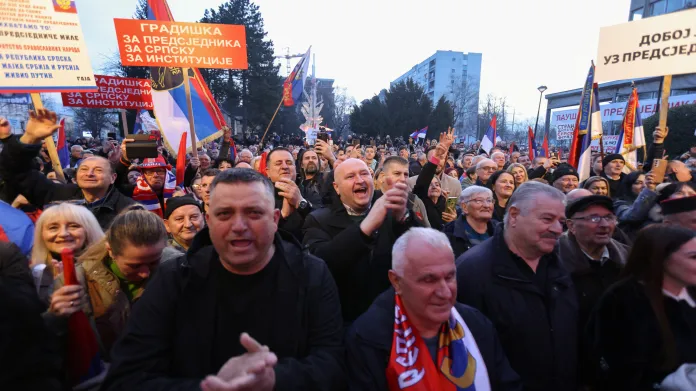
left=578, top=83, right=601, bottom=181
left=145, top=0, right=227, bottom=154
left=527, top=126, right=536, bottom=160
left=569, top=64, right=595, bottom=169
left=175, top=132, right=187, bottom=188
left=0, top=200, right=34, bottom=256
left=132, top=110, right=144, bottom=134
left=409, top=127, right=428, bottom=139
left=57, top=118, right=69, bottom=168
left=61, top=248, right=103, bottom=386
left=282, top=47, right=311, bottom=107
left=617, top=87, right=646, bottom=172
left=480, top=116, right=497, bottom=155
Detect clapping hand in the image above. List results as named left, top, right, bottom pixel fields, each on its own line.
left=201, top=333, right=276, bottom=391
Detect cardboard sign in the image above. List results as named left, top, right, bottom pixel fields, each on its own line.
left=0, top=0, right=96, bottom=93
left=113, top=19, right=248, bottom=69
left=595, top=8, right=696, bottom=82
left=61, top=75, right=153, bottom=109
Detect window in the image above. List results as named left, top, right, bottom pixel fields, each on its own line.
left=671, top=88, right=696, bottom=96
left=666, top=0, right=684, bottom=12
left=649, top=0, right=666, bottom=16
left=630, top=7, right=643, bottom=20
left=638, top=91, right=658, bottom=99
left=451, top=57, right=456, bottom=62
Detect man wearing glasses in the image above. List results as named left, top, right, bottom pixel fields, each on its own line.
left=558, top=194, right=629, bottom=388
left=474, top=159, right=498, bottom=186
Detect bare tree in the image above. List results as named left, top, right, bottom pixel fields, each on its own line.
left=450, top=76, right=479, bottom=136
left=332, top=86, right=356, bottom=139
left=73, top=108, right=115, bottom=139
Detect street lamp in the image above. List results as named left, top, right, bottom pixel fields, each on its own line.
left=534, top=85, right=548, bottom=140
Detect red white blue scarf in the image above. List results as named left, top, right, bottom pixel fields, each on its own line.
left=387, top=293, right=490, bottom=391
left=132, top=171, right=175, bottom=218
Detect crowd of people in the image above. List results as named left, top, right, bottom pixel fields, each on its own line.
left=1, top=109, right=695, bottom=391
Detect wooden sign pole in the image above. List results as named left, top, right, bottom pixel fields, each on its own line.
left=121, top=109, right=129, bottom=135
left=30, top=93, right=65, bottom=182
left=658, top=75, right=672, bottom=129
left=182, top=68, right=198, bottom=153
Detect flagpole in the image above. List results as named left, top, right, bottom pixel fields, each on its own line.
left=260, top=96, right=283, bottom=147
left=182, top=68, right=198, bottom=153
left=30, top=93, right=65, bottom=182
left=658, top=75, right=672, bottom=130
left=120, top=109, right=129, bottom=135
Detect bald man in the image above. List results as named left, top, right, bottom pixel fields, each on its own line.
left=0, top=110, right=135, bottom=228
left=303, top=158, right=419, bottom=323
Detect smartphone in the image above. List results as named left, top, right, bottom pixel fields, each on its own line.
left=317, top=131, right=329, bottom=143
left=446, top=197, right=458, bottom=212
left=126, top=134, right=159, bottom=159
left=107, top=132, right=117, bottom=139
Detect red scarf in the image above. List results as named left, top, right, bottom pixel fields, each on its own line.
left=132, top=171, right=176, bottom=218
left=387, top=294, right=479, bottom=391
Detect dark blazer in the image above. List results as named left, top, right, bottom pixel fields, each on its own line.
left=456, top=230, right=578, bottom=391
left=346, top=289, right=522, bottom=391
left=0, top=135, right=135, bottom=229
left=302, top=201, right=418, bottom=323
left=101, top=228, right=346, bottom=391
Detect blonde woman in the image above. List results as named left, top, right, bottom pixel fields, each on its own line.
left=46, top=206, right=180, bottom=389
left=31, top=203, right=104, bottom=304
left=506, top=163, right=529, bottom=187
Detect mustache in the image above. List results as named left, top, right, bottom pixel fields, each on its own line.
left=541, top=233, right=559, bottom=240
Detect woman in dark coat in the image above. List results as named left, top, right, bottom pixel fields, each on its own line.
left=486, top=170, right=515, bottom=222
left=587, top=224, right=696, bottom=390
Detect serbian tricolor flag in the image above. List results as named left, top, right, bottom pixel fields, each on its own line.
left=480, top=115, right=497, bottom=155
left=283, top=47, right=311, bottom=107
left=617, top=87, right=646, bottom=172
left=145, top=0, right=227, bottom=154
left=527, top=127, right=536, bottom=160
left=175, top=132, right=187, bottom=188
left=132, top=109, right=144, bottom=134
left=410, top=127, right=428, bottom=140
left=568, top=63, right=594, bottom=170
left=578, top=83, right=602, bottom=182
left=0, top=200, right=34, bottom=256
left=61, top=249, right=103, bottom=386
left=57, top=118, right=69, bottom=169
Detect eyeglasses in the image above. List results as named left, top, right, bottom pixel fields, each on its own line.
left=466, top=198, right=494, bottom=206
left=571, top=215, right=617, bottom=224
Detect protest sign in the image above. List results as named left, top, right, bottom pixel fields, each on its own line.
left=590, top=135, right=620, bottom=154
left=61, top=75, right=153, bottom=109
left=113, top=19, right=248, bottom=69
left=551, top=93, right=696, bottom=140
left=595, top=8, right=696, bottom=83
left=0, top=0, right=97, bottom=93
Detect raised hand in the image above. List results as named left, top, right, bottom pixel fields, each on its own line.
left=653, top=126, right=669, bottom=145
left=0, top=116, right=11, bottom=140
left=20, top=109, right=61, bottom=145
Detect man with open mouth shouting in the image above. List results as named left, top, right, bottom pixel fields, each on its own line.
left=303, top=157, right=420, bottom=324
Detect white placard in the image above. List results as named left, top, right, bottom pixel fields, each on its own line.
left=0, top=0, right=97, bottom=93
left=595, top=8, right=696, bottom=82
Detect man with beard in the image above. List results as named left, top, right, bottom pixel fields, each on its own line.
left=408, top=146, right=462, bottom=198
left=303, top=158, right=418, bottom=323
left=266, top=148, right=313, bottom=240
left=164, top=195, right=206, bottom=252
left=456, top=182, right=578, bottom=391
left=299, top=150, right=324, bottom=207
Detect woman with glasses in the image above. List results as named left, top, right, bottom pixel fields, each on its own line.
left=443, top=185, right=496, bottom=259
left=487, top=170, right=516, bottom=222
left=587, top=224, right=696, bottom=390
left=31, top=203, right=104, bottom=305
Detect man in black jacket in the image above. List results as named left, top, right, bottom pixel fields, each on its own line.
left=101, top=168, right=345, bottom=391
left=303, top=158, right=417, bottom=323
left=266, top=148, right=313, bottom=240
left=0, top=109, right=135, bottom=229
left=347, top=228, right=521, bottom=390
left=456, top=181, right=578, bottom=391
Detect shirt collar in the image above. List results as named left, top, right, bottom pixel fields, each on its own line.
left=663, top=288, right=696, bottom=308
left=343, top=203, right=371, bottom=216
left=581, top=246, right=610, bottom=265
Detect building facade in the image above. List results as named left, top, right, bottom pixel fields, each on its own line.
left=391, top=50, right=482, bottom=137
left=545, top=1, right=695, bottom=144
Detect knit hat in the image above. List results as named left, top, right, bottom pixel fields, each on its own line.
left=602, top=153, right=625, bottom=168
left=552, top=164, right=579, bottom=183
left=661, top=195, right=696, bottom=216
left=139, top=154, right=171, bottom=171
left=566, top=195, right=614, bottom=218
left=164, top=195, right=203, bottom=220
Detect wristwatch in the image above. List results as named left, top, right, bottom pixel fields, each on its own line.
left=298, top=198, right=312, bottom=212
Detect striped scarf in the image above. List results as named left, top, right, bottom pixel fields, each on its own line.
left=387, top=293, right=491, bottom=391
left=132, top=171, right=176, bottom=218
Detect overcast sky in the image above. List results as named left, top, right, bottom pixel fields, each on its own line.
left=75, top=0, right=631, bottom=121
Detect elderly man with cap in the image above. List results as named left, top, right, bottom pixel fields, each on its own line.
left=558, top=194, right=629, bottom=386
left=551, top=164, right=580, bottom=194
left=599, top=153, right=626, bottom=199
left=662, top=195, right=696, bottom=230
left=164, top=195, right=206, bottom=252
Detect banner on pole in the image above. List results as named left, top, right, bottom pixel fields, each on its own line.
left=61, top=75, right=153, bottom=109
left=595, top=8, right=696, bottom=83
left=0, top=0, right=97, bottom=93
left=113, top=19, right=248, bottom=69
